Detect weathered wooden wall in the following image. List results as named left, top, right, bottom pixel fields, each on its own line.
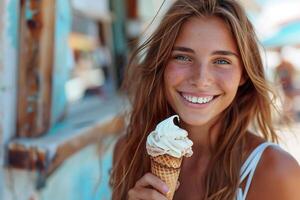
left=1, top=0, right=122, bottom=200
left=17, top=0, right=55, bottom=137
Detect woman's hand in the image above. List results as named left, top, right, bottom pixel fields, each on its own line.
left=128, top=173, right=170, bottom=200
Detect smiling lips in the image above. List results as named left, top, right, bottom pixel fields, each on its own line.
left=181, top=93, right=216, bottom=104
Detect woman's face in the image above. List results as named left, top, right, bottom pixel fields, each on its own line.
left=164, top=16, right=244, bottom=129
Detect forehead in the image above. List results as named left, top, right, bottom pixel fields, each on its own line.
left=174, top=16, right=238, bottom=53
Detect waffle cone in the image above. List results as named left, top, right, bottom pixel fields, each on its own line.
left=150, top=155, right=183, bottom=200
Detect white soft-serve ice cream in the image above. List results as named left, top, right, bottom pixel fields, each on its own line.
left=146, top=115, right=193, bottom=200
left=146, top=115, right=193, bottom=158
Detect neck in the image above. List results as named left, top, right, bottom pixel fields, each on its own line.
left=181, top=119, right=221, bottom=158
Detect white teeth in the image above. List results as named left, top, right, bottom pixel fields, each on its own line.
left=192, top=96, right=197, bottom=103
left=182, top=94, right=214, bottom=104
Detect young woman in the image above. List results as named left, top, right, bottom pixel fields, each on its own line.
left=110, top=0, right=300, bottom=199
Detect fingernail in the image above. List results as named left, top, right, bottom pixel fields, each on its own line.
left=163, top=185, right=169, bottom=194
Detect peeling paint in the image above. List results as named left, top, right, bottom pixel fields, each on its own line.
left=25, top=0, right=38, bottom=20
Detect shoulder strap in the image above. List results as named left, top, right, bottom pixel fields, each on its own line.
left=239, top=142, right=278, bottom=199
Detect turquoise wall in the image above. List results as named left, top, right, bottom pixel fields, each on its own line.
left=39, top=137, right=115, bottom=200
left=7, top=0, right=19, bottom=49
left=51, top=0, right=73, bottom=125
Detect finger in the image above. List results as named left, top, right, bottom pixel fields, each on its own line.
left=127, top=189, right=139, bottom=200
left=129, top=187, right=168, bottom=200
left=175, top=181, right=180, bottom=191
left=135, top=173, right=169, bottom=194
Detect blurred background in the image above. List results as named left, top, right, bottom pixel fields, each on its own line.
left=0, top=0, right=300, bottom=200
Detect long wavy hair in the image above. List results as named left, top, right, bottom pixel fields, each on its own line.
left=110, top=0, right=278, bottom=199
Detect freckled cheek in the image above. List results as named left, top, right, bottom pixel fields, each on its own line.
left=215, top=70, right=242, bottom=91
left=164, top=64, right=189, bottom=86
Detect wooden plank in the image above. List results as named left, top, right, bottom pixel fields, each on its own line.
left=46, top=114, right=125, bottom=176
left=37, top=0, right=55, bottom=134
left=8, top=114, right=125, bottom=173
left=17, top=0, right=38, bottom=137
left=17, top=0, right=55, bottom=137
left=8, top=143, right=47, bottom=170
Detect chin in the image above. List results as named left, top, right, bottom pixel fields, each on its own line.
left=178, top=113, right=216, bottom=128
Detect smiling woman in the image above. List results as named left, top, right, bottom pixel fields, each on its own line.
left=110, top=0, right=300, bottom=200
left=164, top=16, right=244, bottom=128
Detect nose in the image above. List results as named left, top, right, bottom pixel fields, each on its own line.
left=189, top=62, right=213, bottom=87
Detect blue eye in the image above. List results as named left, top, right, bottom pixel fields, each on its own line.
left=174, top=55, right=192, bottom=62
left=214, top=59, right=230, bottom=65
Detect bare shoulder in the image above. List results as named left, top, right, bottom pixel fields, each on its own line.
left=262, top=145, right=300, bottom=183
left=248, top=144, right=300, bottom=200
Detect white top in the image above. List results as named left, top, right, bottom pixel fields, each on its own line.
left=236, top=142, right=278, bottom=200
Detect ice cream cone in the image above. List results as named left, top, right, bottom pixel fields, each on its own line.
left=146, top=115, right=193, bottom=199
left=150, top=154, right=183, bottom=200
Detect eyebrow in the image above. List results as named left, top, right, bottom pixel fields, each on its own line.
left=212, top=50, right=239, bottom=58
left=172, top=46, right=239, bottom=58
left=173, top=46, right=195, bottom=53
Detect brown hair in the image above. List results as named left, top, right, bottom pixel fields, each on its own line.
left=110, top=0, right=278, bottom=199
